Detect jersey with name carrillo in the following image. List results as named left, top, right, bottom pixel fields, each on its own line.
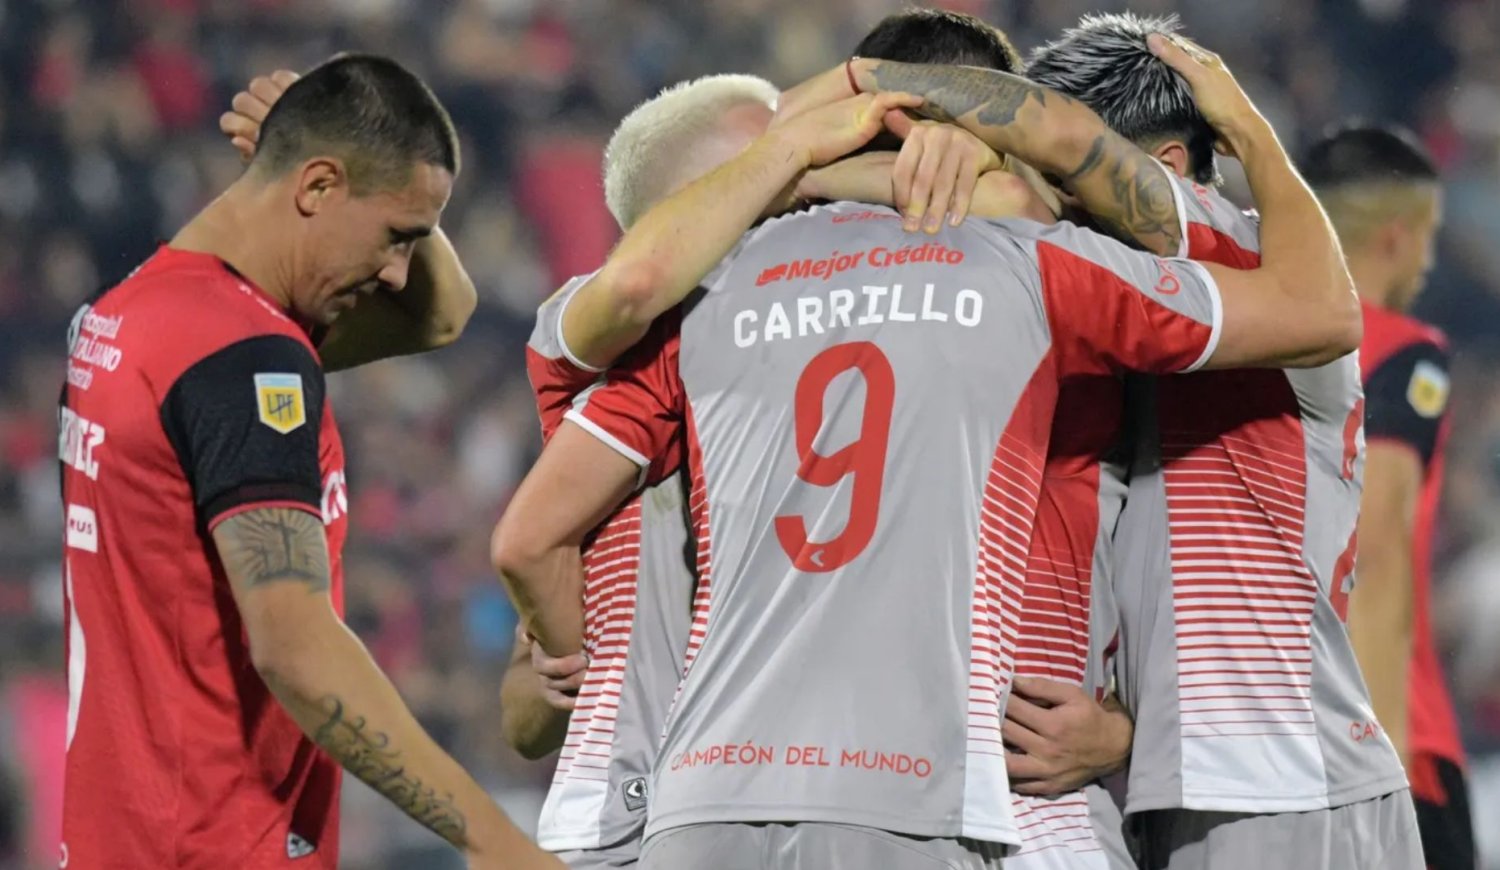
left=564, top=202, right=1223, bottom=845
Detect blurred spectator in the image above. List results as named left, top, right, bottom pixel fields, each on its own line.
left=2, top=0, right=1497, bottom=867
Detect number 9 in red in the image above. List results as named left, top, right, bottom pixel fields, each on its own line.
left=775, top=342, right=895, bottom=572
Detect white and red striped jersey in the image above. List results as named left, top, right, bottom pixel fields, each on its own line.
left=563, top=202, right=1223, bottom=845
left=1110, top=177, right=1407, bottom=815
left=524, top=275, right=696, bottom=853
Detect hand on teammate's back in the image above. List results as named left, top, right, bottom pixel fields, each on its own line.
left=1001, top=677, right=1134, bottom=796
left=522, top=626, right=589, bottom=711
left=219, top=69, right=300, bottom=161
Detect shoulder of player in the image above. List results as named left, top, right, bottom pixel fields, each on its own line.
left=1360, top=303, right=1448, bottom=368
left=118, top=263, right=316, bottom=387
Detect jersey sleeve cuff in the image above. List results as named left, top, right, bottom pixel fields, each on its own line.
left=555, top=282, right=608, bottom=374
left=564, top=408, right=651, bottom=488
left=202, top=483, right=322, bottom=531
left=1162, top=161, right=1191, bottom=259
left=1178, top=259, right=1223, bottom=373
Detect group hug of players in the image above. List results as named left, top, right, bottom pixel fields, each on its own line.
left=54, top=6, right=1473, bottom=870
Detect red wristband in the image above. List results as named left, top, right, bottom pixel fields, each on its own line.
left=846, top=57, right=861, bottom=95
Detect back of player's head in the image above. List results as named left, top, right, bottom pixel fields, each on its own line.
left=1026, top=13, right=1217, bottom=184
left=854, top=7, right=1022, bottom=73
left=603, top=74, right=778, bottom=229
left=1303, top=123, right=1440, bottom=247
left=250, top=53, right=459, bottom=195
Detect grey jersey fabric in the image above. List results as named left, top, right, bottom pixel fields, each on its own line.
left=567, top=203, right=1223, bottom=844
left=1111, top=178, right=1407, bottom=815
left=528, top=279, right=697, bottom=852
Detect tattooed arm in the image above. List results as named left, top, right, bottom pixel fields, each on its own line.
left=849, top=59, right=1183, bottom=255
left=213, top=508, right=560, bottom=868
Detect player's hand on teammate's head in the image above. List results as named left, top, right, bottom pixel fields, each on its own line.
left=883, top=114, right=1004, bottom=233
left=1146, top=34, right=1264, bottom=159
left=219, top=69, right=300, bottom=162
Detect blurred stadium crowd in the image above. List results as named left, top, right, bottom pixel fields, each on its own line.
left=0, top=0, right=1498, bottom=867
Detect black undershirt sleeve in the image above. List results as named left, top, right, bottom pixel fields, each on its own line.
left=1363, top=340, right=1448, bottom=469
left=159, top=335, right=326, bottom=528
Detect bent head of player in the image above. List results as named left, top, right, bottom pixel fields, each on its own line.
left=854, top=6, right=1022, bottom=72
left=1027, top=12, right=1218, bottom=185
left=603, top=74, right=777, bottom=230
left=242, top=53, right=459, bottom=324
left=1303, top=124, right=1442, bottom=312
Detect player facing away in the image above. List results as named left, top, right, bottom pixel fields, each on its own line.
left=1013, top=17, right=1422, bottom=869
left=506, top=74, right=778, bottom=870
left=494, top=53, right=1361, bottom=870
left=58, top=54, right=558, bottom=870
left=1304, top=124, right=1475, bottom=870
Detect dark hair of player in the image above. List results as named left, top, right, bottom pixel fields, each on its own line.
left=854, top=6, right=1023, bottom=73
left=1301, top=123, right=1438, bottom=190
left=250, top=53, right=460, bottom=194
left=1026, top=12, right=1217, bottom=184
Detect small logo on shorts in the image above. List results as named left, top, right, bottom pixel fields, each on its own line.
left=622, top=777, right=648, bottom=811
left=286, top=832, right=317, bottom=859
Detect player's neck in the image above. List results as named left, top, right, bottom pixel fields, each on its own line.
left=171, top=183, right=297, bottom=311
left=1349, top=257, right=1403, bottom=312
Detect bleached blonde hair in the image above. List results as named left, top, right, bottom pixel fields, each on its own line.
left=603, top=74, right=779, bottom=229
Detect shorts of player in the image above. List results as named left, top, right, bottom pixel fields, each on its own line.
left=558, top=830, right=645, bottom=869
left=638, top=822, right=1006, bottom=870
left=1128, top=790, right=1422, bottom=870
left=1007, top=784, right=1137, bottom=870
left=1410, top=754, right=1476, bottom=870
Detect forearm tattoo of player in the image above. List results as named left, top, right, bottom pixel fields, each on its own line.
left=1072, top=133, right=1182, bottom=252
left=313, top=695, right=470, bottom=846
left=217, top=508, right=330, bottom=591
left=869, top=61, right=1049, bottom=127
left=868, top=62, right=1181, bottom=253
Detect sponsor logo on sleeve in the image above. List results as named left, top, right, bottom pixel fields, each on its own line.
left=66, top=505, right=98, bottom=553
left=254, top=373, right=307, bottom=434
left=1407, top=359, right=1449, bottom=419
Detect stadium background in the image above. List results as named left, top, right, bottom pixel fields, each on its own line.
left=0, top=0, right=1497, bottom=866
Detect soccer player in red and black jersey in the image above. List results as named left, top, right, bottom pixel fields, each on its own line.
left=1305, top=125, right=1475, bottom=870
left=59, top=54, right=559, bottom=869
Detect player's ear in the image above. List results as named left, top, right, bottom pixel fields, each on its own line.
left=293, top=157, right=348, bottom=217
left=1152, top=141, right=1190, bottom=180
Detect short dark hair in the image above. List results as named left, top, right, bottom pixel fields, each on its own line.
left=854, top=7, right=1022, bottom=73
left=252, top=53, right=460, bottom=194
left=1302, top=123, right=1438, bottom=190
left=1026, top=13, right=1217, bottom=184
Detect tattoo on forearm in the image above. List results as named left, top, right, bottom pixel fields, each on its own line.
left=313, top=695, right=470, bottom=847
left=869, top=61, right=1049, bottom=127
left=1070, top=134, right=1181, bottom=252
left=868, top=61, right=1182, bottom=253
left=216, top=507, right=330, bottom=591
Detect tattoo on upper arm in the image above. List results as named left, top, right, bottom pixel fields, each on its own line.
left=313, top=695, right=470, bottom=847
left=215, top=507, right=330, bottom=592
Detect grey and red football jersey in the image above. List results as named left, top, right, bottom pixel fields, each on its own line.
left=1110, top=177, right=1407, bottom=815
left=525, top=277, right=696, bottom=853
left=565, top=201, right=1224, bottom=845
